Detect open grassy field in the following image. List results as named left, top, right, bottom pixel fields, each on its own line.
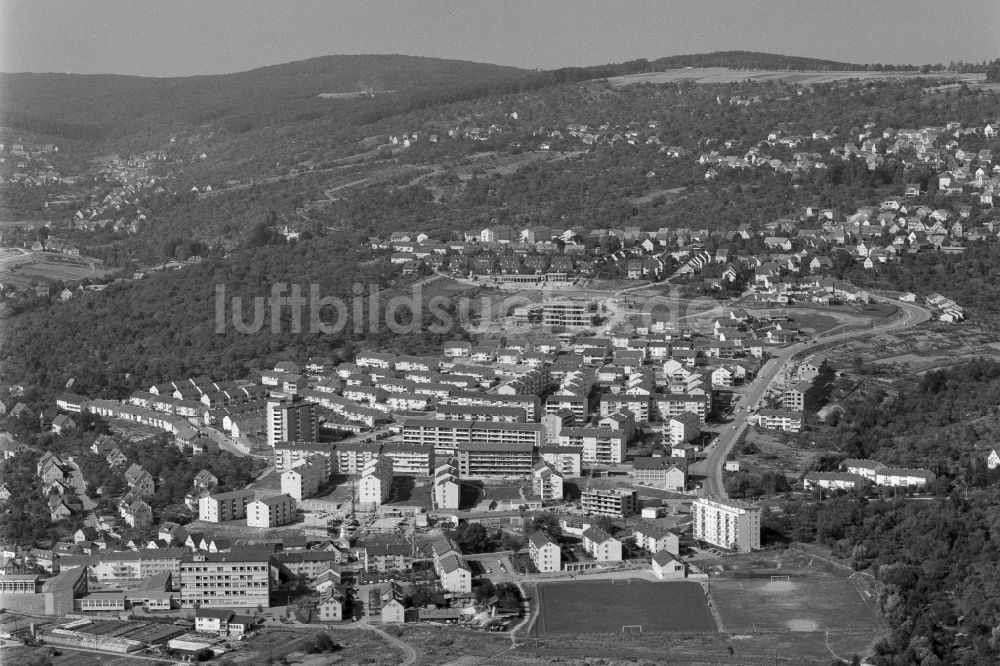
left=712, top=575, right=877, bottom=633
left=710, top=574, right=881, bottom=658
left=1, top=253, right=114, bottom=288
left=608, top=67, right=985, bottom=87
left=530, top=579, right=716, bottom=636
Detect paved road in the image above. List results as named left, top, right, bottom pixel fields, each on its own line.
left=690, top=296, right=932, bottom=500
left=202, top=424, right=252, bottom=457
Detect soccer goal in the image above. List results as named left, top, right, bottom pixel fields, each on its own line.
left=621, top=625, right=643, bottom=635
left=770, top=575, right=791, bottom=582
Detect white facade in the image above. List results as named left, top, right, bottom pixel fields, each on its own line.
left=246, top=495, right=296, bottom=527
left=528, top=531, right=561, bottom=573
left=693, top=498, right=761, bottom=551
left=359, top=455, right=394, bottom=507
left=281, top=458, right=326, bottom=501
left=432, top=461, right=460, bottom=510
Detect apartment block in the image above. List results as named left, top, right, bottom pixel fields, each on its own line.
left=654, top=394, right=709, bottom=422
left=273, top=441, right=334, bottom=474
left=359, top=455, right=394, bottom=507
left=443, top=391, right=541, bottom=421
left=541, top=300, right=596, bottom=327
left=528, top=531, right=561, bottom=572
left=667, top=411, right=702, bottom=446
left=267, top=399, right=318, bottom=448
left=692, top=498, right=761, bottom=552
left=281, top=457, right=326, bottom=501
left=580, top=488, right=637, bottom=517
left=247, top=494, right=297, bottom=528
left=456, top=441, right=535, bottom=477
left=531, top=461, right=564, bottom=501
left=178, top=548, right=271, bottom=608
left=333, top=442, right=382, bottom=474
left=558, top=427, right=626, bottom=465
left=380, top=442, right=433, bottom=476
left=539, top=445, right=582, bottom=477
left=432, top=459, right=461, bottom=510
left=199, top=489, right=256, bottom=523
left=581, top=526, right=622, bottom=562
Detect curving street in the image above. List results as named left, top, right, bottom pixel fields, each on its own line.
left=690, top=296, right=932, bottom=500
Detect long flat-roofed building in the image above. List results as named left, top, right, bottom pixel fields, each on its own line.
left=442, top=391, right=541, bottom=421
left=179, top=548, right=271, bottom=608
left=199, top=489, right=256, bottom=523
left=400, top=418, right=544, bottom=455
left=273, top=441, right=334, bottom=474
left=580, top=488, right=637, bottom=517
left=558, top=427, right=626, bottom=465
left=456, top=441, right=534, bottom=477
left=380, top=442, right=433, bottom=476
left=435, top=404, right=526, bottom=422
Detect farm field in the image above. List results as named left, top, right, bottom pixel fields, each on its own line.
left=529, top=579, right=717, bottom=636
left=608, top=67, right=985, bottom=87
left=829, top=322, right=1000, bottom=372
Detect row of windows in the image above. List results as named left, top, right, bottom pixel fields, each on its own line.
left=181, top=565, right=266, bottom=573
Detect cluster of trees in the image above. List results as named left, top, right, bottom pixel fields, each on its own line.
left=812, top=359, right=1000, bottom=470
left=0, top=230, right=466, bottom=395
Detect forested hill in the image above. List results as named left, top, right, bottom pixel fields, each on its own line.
left=0, top=51, right=909, bottom=142
left=0, top=54, right=532, bottom=140
left=649, top=51, right=874, bottom=71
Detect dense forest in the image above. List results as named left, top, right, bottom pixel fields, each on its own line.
left=0, top=233, right=468, bottom=395
left=812, top=359, right=1000, bottom=472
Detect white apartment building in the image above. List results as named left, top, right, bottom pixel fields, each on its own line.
left=582, top=526, right=622, bottom=562
left=667, top=412, right=701, bottom=447
left=359, top=455, right=394, bottom=507
left=539, top=445, right=582, bottom=477
left=432, top=460, right=461, bottom=510
left=281, top=457, right=326, bottom=501
left=528, top=531, right=561, bottom=572
left=531, top=461, right=564, bottom=501
left=267, top=399, right=318, bottom=448
left=558, top=427, right=626, bottom=465
left=199, top=489, right=255, bottom=523
left=580, top=488, right=637, bottom=517
left=246, top=494, right=296, bottom=528
left=693, top=498, right=761, bottom=551
left=178, top=549, right=270, bottom=608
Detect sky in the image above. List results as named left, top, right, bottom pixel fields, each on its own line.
left=1, top=0, right=997, bottom=77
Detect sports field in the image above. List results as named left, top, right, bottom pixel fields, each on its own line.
left=530, top=579, right=717, bottom=635
left=711, top=575, right=879, bottom=634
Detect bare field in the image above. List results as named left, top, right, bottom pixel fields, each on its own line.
left=828, top=322, right=1000, bottom=371
left=230, top=627, right=404, bottom=665
left=741, top=428, right=818, bottom=477
left=0, top=646, right=147, bottom=666
left=608, top=68, right=985, bottom=87
left=710, top=575, right=882, bottom=659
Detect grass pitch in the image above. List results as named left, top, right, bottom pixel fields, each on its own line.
left=711, top=575, right=879, bottom=634
left=530, top=579, right=717, bottom=635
